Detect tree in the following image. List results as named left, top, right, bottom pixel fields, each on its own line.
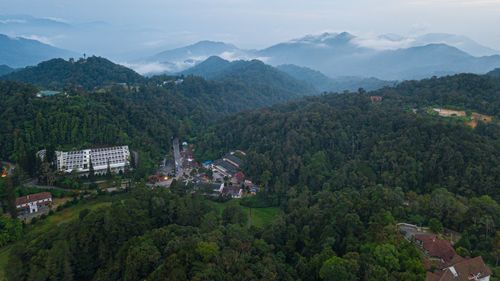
left=88, top=156, right=95, bottom=180
left=4, top=176, right=17, bottom=217
left=319, top=256, right=358, bottom=281
left=45, top=240, right=74, bottom=281
left=373, top=244, right=399, bottom=272
left=106, top=158, right=112, bottom=177
left=222, top=204, right=247, bottom=226
left=429, top=218, right=444, bottom=233
left=196, top=241, right=219, bottom=262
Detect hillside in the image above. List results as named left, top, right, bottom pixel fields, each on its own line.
left=182, top=57, right=317, bottom=99
left=4, top=72, right=500, bottom=281
left=180, top=56, right=231, bottom=79
left=487, top=68, right=500, bottom=78
left=0, top=34, right=76, bottom=68
left=0, top=64, right=319, bottom=176
left=198, top=73, right=500, bottom=200
left=1, top=57, right=145, bottom=90
left=0, top=65, right=13, bottom=76
left=277, top=64, right=395, bottom=92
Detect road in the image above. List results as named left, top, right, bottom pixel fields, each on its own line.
left=172, top=138, right=183, bottom=179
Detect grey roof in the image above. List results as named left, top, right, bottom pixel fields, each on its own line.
left=214, top=159, right=239, bottom=175
left=224, top=154, right=243, bottom=167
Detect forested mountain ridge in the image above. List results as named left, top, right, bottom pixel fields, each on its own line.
left=198, top=73, right=500, bottom=201
left=488, top=68, right=500, bottom=78
left=276, top=64, right=395, bottom=92
left=181, top=56, right=317, bottom=98
left=3, top=72, right=500, bottom=281
left=0, top=64, right=13, bottom=76
left=0, top=67, right=317, bottom=177
left=1, top=56, right=145, bottom=90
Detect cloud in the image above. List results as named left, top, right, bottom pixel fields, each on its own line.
left=218, top=51, right=270, bottom=62
left=122, top=62, right=172, bottom=75
left=19, top=34, right=55, bottom=45
left=352, top=35, right=416, bottom=50
left=0, top=19, right=27, bottom=24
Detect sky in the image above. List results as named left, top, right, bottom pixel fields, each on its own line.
left=1, top=0, right=499, bottom=59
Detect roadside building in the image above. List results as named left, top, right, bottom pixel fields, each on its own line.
left=16, top=192, right=52, bottom=215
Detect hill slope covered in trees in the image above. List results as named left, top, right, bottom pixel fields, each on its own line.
left=182, top=56, right=317, bottom=99
left=198, top=73, right=500, bottom=200
left=2, top=72, right=500, bottom=281
left=1, top=57, right=145, bottom=90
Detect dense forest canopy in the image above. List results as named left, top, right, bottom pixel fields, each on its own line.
left=197, top=74, right=500, bottom=201
left=1, top=60, right=500, bottom=281
left=0, top=57, right=145, bottom=90
left=0, top=64, right=318, bottom=176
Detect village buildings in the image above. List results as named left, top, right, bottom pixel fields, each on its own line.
left=398, top=223, right=492, bottom=281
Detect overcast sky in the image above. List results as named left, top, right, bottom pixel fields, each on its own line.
left=1, top=0, right=499, bottom=55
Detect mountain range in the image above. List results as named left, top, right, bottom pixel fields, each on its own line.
left=2, top=26, right=500, bottom=81
left=0, top=33, right=77, bottom=68
left=182, top=56, right=394, bottom=93
left=141, top=32, right=500, bottom=80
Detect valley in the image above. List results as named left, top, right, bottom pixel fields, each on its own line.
left=0, top=4, right=500, bottom=280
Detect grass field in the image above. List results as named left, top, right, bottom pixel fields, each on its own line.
left=0, top=199, right=112, bottom=281
left=210, top=200, right=281, bottom=228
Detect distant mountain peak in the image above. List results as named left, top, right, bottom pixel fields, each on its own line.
left=291, top=32, right=355, bottom=44
left=0, top=33, right=77, bottom=68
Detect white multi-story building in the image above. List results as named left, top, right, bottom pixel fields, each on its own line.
left=39, top=146, right=130, bottom=175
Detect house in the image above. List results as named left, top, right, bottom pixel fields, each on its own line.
left=16, top=192, right=52, bottom=215
left=426, top=256, right=492, bottom=281
left=415, top=234, right=457, bottom=264
left=370, top=96, right=383, bottom=103
left=38, top=146, right=130, bottom=175
left=233, top=172, right=245, bottom=184
left=217, top=183, right=243, bottom=199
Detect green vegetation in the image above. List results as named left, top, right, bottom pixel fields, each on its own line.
left=1, top=60, right=500, bottom=280
left=210, top=200, right=281, bottom=228
left=1, top=57, right=145, bottom=90
left=0, top=197, right=113, bottom=281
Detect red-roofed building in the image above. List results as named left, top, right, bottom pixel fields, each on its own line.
left=426, top=257, right=492, bottom=281
left=16, top=192, right=52, bottom=215
left=234, top=172, right=245, bottom=183
left=415, top=234, right=457, bottom=264
left=370, top=96, right=383, bottom=103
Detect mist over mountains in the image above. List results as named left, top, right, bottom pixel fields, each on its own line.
left=137, top=32, right=500, bottom=81
left=1, top=14, right=500, bottom=81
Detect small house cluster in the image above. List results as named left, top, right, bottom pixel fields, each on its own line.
left=206, top=151, right=259, bottom=198
left=398, top=223, right=492, bottom=281
left=16, top=192, right=53, bottom=217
